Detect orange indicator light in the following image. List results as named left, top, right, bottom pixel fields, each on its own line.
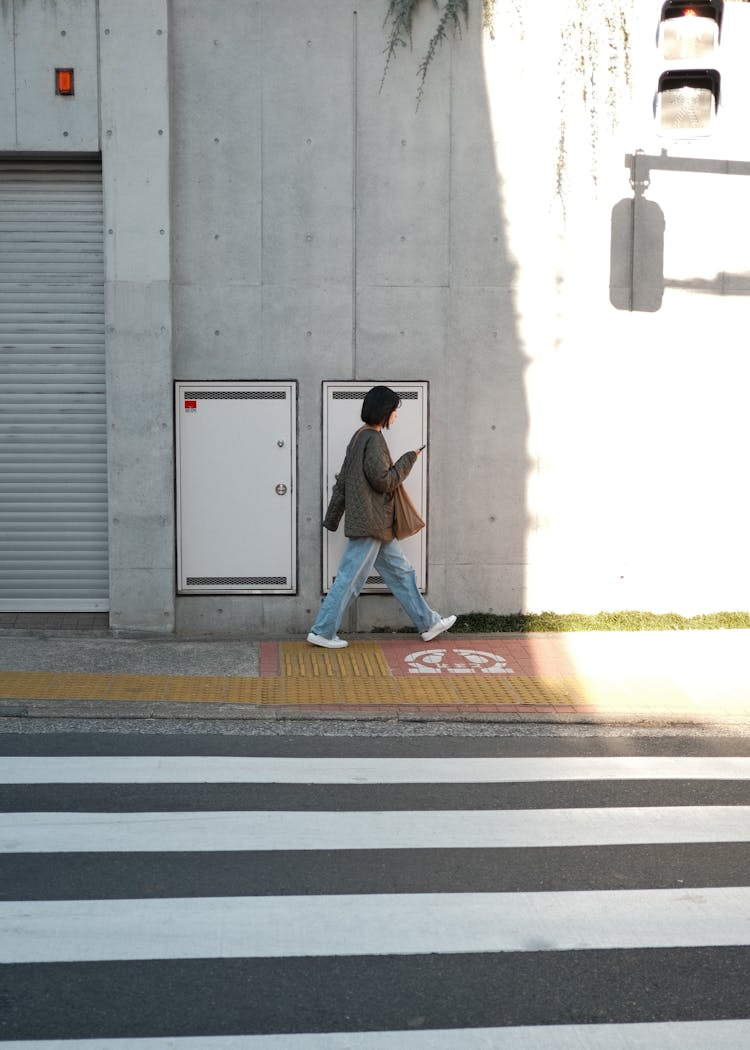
left=55, top=68, right=74, bottom=96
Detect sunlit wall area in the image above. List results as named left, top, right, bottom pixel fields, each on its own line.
left=480, top=0, right=750, bottom=615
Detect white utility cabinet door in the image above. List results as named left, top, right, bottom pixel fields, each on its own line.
left=323, top=381, right=428, bottom=592
left=176, top=383, right=296, bottom=594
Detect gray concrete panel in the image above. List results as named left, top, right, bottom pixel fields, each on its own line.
left=173, top=284, right=263, bottom=379
left=104, top=280, right=174, bottom=585
left=261, top=284, right=354, bottom=380
left=355, top=286, right=449, bottom=376
left=13, top=0, right=99, bottom=151
left=446, top=285, right=525, bottom=367
left=108, top=510, right=174, bottom=579
left=446, top=561, right=527, bottom=616
left=109, top=567, right=174, bottom=634
left=175, top=593, right=313, bottom=638
left=355, top=3, right=450, bottom=289
left=99, top=2, right=170, bottom=284
left=260, top=1, right=354, bottom=289
left=0, top=4, right=15, bottom=147
left=171, top=0, right=262, bottom=288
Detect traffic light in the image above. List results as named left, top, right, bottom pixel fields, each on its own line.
left=655, top=1, right=723, bottom=137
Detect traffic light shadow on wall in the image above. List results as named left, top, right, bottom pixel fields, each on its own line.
left=655, top=2, right=723, bottom=139
left=610, top=149, right=750, bottom=311
left=609, top=163, right=665, bottom=313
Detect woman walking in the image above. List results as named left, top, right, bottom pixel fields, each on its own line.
left=308, top=385, right=455, bottom=650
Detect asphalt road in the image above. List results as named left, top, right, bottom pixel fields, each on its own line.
left=1, top=719, right=749, bottom=1047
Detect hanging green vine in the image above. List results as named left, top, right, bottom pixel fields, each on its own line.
left=382, top=0, right=494, bottom=103
left=382, top=1, right=633, bottom=195
left=416, top=0, right=468, bottom=106
left=556, top=0, right=632, bottom=199
left=382, top=2, right=629, bottom=121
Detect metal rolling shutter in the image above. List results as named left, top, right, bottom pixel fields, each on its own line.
left=0, top=157, right=108, bottom=611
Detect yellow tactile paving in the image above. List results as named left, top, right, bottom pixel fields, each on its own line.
left=0, top=644, right=745, bottom=715
left=340, top=678, right=404, bottom=704
left=0, top=672, right=58, bottom=698
left=394, top=678, right=458, bottom=704
left=162, top=676, right=225, bottom=703
left=50, top=673, right=115, bottom=700
left=280, top=642, right=392, bottom=681
left=223, top=678, right=264, bottom=704
left=105, top=674, right=171, bottom=702
left=451, top=677, right=524, bottom=705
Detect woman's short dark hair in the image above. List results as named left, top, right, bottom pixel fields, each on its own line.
left=361, top=385, right=401, bottom=428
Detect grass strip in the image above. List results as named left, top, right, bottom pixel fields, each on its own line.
left=453, top=611, right=750, bottom=633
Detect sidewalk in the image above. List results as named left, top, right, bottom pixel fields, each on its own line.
left=0, top=619, right=748, bottom=723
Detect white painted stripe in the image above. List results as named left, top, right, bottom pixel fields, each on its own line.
left=2, top=887, right=749, bottom=962
left=1, top=1020, right=750, bottom=1048
left=2, top=805, right=749, bottom=853
left=1, top=755, right=749, bottom=785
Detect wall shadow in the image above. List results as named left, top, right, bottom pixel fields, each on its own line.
left=353, top=6, right=531, bottom=631
left=442, top=12, right=531, bottom=623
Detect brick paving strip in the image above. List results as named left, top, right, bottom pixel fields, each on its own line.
left=0, top=636, right=748, bottom=721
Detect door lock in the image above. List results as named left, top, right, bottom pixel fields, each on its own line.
left=275, top=483, right=288, bottom=496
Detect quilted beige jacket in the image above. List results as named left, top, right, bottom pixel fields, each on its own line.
left=323, top=426, right=418, bottom=541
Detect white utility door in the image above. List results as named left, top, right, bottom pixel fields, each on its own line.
left=175, top=383, right=296, bottom=594
left=322, top=381, right=428, bottom=592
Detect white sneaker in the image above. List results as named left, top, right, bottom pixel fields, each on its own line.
left=421, top=615, right=457, bottom=642
left=307, top=632, right=348, bottom=650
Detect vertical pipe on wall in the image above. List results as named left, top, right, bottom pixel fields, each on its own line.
left=351, top=9, right=358, bottom=378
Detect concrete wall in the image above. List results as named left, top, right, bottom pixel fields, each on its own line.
left=2, top=0, right=749, bottom=632
left=99, top=0, right=173, bottom=633
left=169, top=0, right=530, bottom=635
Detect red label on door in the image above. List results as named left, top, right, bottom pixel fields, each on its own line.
left=184, top=400, right=197, bottom=412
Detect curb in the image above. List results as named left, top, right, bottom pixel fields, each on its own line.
left=1, top=698, right=748, bottom=729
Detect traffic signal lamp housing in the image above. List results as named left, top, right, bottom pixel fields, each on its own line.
left=659, top=2, right=723, bottom=59
left=656, top=1, right=723, bottom=137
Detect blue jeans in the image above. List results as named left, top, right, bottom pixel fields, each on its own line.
left=311, top=537, right=440, bottom=640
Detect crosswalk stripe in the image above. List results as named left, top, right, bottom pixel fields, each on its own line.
left=1, top=755, right=749, bottom=784
left=2, top=804, right=749, bottom=853
left=3, top=741, right=749, bottom=1044
left=2, top=886, right=750, bottom=963
left=1, top=1019, right=750, bottom=1048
